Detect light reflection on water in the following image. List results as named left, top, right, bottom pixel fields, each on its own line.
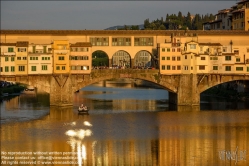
left=1, top=83, right=249, bottom=166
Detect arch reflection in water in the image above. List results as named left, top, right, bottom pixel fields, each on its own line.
left=65, top=121, right=93, bottom=166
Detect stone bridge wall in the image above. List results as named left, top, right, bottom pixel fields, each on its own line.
left=1, top=70, right=249, bottom=109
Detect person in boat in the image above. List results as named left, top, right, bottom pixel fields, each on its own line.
left=79, top=104, right=87, bottom=111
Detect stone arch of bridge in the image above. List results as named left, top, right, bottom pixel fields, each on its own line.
left=199, top=77, right=249, bottom=93
left=73, top=70, right=177, bottom=94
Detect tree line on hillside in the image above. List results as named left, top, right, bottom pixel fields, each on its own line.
left=118, top=11, right=215, bottom=30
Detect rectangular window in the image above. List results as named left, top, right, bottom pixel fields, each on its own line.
left=199, top=65, right=205, bottom=70
left=213, top=66, right=218, bottom=70
left=225, top=66, right=231, bottom=71
left=11, top=66, right=15, bottom=72
left=185, top=55, right=187, bottom=59
left=56, top=66, right=60, bottom=70
left=172, top=66, right=176, bottom=70
left=41, top=65, right=48, bottom=70
left=225, top=56, right=231, bottom=61
left=0, top=67, right=2, bottom=72
left=236, top=67, right=243, bottom=71
left=236, top=58, right=240, bottom=62
left=162, top=57, right=165, bottom=60
left=162, top=48, right=165, bottom=52
left=177, top=48, right=181, bottom=52
left=43, top=46, right=47, bottom=53
left=172, top=48, right=175, bottom=52
left=32, top=46, right=36, bottom=53
left=247, top=48, right=249, bottom=53
left=162, top=65, right=165, bottom=70
left=23, top=57, right=27, bottom=60
left=234, top=50, right=239, bottom=54
left=42, top=57, right=44, bottom=60
left=166, top=57, right=170, bottom=60
left=17, top=57, right=21, bottom=60
left=5, top=57, right=8, bottom=61
left=190, top=44, right=196, bottom=49
left=58, top=56, right=64, bottom=60
left=223, top=47, right=227, bottom=52
left=247, top=67, right=249, bottom=72
left=62, top=66, right=65, bottom=70
left=18, top=48, right=26, bottom=52
left=177, top=56, right=181, bottom=61
left=11, top=57, right=15, bottom=61
left=5, top=66, right=9, bottom=72
left=8, top=47, right=14, bottom=52
left=166, top=65, right=171, bottom=70
left=201, top=57, right=205, bottom=60
left=177, top=65, right=181, bottom=70
left=31, top=66, right=36, bottom=71
left=45, top=57, right=47, bottom=60
left=172, top=57, right=176, bottom=61
left=184, top=66, right=188, bottom=70
left=167, top=48, right=170, bottom=52
left=18, top=66, right=25, bottom=71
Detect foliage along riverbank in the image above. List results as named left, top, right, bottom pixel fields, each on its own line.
left=0, top=84, right=26, bottom=98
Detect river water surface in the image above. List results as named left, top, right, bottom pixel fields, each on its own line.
left=1, top=82, right=249, bottom=166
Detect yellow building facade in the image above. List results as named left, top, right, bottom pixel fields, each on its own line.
left=0, top=43, right=16, bottom=75
left=0, top=30, right=249, bottom=76
left=52, top=40, right=70, bottom=74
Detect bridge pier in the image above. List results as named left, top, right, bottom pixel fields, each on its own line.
left=50, top=74, right=73, bottom=106
left=169, top=74, right=200, bottom=111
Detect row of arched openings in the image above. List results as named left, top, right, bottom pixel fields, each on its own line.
left=92, top=50, right=153, bottom=68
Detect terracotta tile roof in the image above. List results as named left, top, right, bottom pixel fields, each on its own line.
left=1, top=30, right=249, bottom=36
left=16, top=41, right=29, bottom=47
left=70, top=42, right=92, bottom=47
left=199, top=43, right=222, bottom=46
left=0, top=43, right=16, bottom=46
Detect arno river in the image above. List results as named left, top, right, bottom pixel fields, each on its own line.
left=1, top=80, right=249, bottom=166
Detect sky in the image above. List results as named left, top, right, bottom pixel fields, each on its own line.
left=1, top=1, right=237, bottom=30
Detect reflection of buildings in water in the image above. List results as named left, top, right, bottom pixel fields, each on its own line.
left=157, top=111, right=249, bottom=166
left=5, top=96, right=19, bottom=110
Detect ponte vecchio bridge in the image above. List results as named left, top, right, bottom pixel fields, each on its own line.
left=1, top=30, right=249, bottom=111
left=1, top=70, right=249, bottom=111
